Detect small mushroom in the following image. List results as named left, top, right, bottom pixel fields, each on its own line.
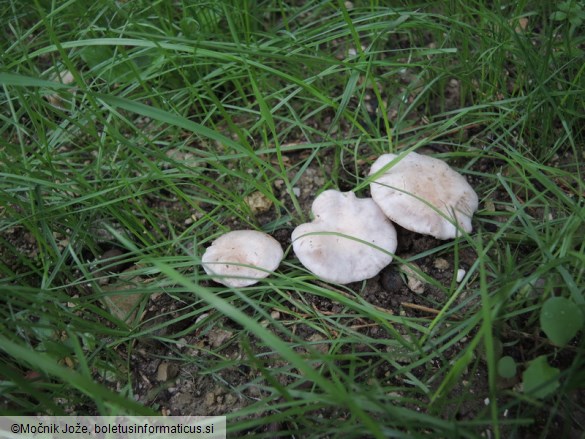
left=291, top=190, right=397, bottom=284
left=369, top=152, right=478, bottom=239
left=202, top=230, right=283, bottom=287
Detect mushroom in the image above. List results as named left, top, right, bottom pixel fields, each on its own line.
left=291, top=190, right=397, bottom=284
left=202, top=230, right=283, bottom=287
left=369, top=152, right=478, bottom=239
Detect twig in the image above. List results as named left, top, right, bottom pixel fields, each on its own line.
left=401, top=302, right=462, bottom=320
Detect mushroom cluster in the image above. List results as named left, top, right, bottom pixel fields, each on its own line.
left=201, top=150, right=478, bottom=287
left=291, top=151, right=478, bottom=284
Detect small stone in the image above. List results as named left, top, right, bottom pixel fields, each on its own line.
left=244, top=191, right=273, bottom=214
left=484, top=199, right=495, bottom=212
left=164, top=148, right=198, bottom=167
left=204, top=391, right=215, bottom=407
left=434, top=258, right=449, bottom=270
left=207, top=329, right=233, bottom=348
left=456, top=268, right=466, bottom=283
left=400, top=263, right=425, bottom=294
left=102, top=289, right=142, bottom=324
left=195, top=313, right=209, bottom=324
left=247, top=386, right=261, bottom=397
left=156, top=362, right=179, bottom=382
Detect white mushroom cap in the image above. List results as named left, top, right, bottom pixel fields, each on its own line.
left=291, top=190, right=397, bottom=284
left=202, top=230, right=283, bottom=287
left=369, top=152, right=478, bottom=240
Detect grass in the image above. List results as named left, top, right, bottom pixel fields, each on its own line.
left=1, top=0, right=584, bottom=437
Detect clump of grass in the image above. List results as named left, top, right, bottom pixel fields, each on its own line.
left=1, top=0, right=584, bottom=437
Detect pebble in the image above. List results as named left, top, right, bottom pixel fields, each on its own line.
left=400, top=263, right=425, bottom=294
left=244, top=191, right=272, bottom=214
left=156, top=362, right=179, bottom=382
left=195, top=313, right=209, bottom=324
left=456, top=268, right=466, bottom=283
left=434, top=258, right=449, bottom=270
left=207, top=329, right=233, bottom=348
left=204, top=391, right=215, bottom=407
